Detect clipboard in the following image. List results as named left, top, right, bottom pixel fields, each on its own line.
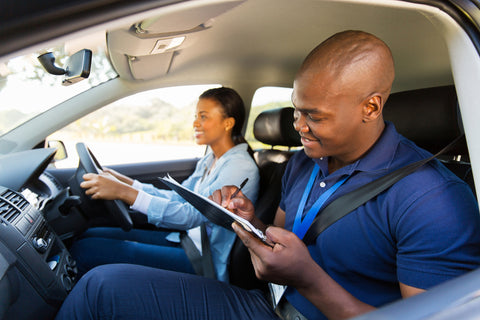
left=159, top=175, right=269, bottom=243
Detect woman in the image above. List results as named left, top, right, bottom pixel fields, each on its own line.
left=70, top=87, right=260, bottom=283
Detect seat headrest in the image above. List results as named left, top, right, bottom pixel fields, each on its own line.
left=253, top=107, right=302, bottom=147
left=383, top=85, right=466, bottom=154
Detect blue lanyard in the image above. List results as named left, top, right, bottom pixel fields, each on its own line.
left=293, top=164, right=349, bottom=240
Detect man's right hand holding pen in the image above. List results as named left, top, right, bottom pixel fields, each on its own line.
left=210, top=185, right=262, bottom=232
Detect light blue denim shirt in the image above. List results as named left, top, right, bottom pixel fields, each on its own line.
left=132, top=143, right=259, bottom=282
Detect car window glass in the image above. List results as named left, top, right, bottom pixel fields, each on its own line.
left=48, top=85, right=220, bottom=168
left=0, top=33, right=118, bottom=136
left=246, top=86, right=298, bottom=150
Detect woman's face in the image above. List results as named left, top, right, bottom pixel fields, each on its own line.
left=193, top=98, right=232, bottom=146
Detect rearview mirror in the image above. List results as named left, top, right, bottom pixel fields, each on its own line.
left=38, top=49, right=92, bottom=86
left=63, top=49, right=92, bottom=86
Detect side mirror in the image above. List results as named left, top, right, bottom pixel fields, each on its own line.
left=38, top=49, right=92, bottom=86
left=47, top=140, right=68, bottom=161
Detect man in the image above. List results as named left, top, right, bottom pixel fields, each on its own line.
left=55, top=30, right=480, bottom=320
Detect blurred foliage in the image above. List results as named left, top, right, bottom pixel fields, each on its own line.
left=57, top=98, right=195, bottom=143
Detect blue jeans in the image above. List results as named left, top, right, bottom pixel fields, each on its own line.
left=69, top=227, right=195, bottom=277
left=55, top=264, right=280, bottom=320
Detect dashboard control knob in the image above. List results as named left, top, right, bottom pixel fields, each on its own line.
left=32, top=237, right=48, bottom=253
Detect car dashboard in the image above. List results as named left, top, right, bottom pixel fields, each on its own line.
left=0, top=149, right=78, bottom=320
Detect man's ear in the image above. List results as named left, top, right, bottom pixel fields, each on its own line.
left=362, top=95, right=383, bottom=122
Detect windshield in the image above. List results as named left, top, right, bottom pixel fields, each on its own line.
left=0, top=35, right=117, bottom=136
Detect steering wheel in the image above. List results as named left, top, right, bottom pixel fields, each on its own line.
left=74, top=142, right=133, bottom=231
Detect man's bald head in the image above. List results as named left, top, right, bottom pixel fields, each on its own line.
left=292, top=31, right=395, bottom=164
left=297, top=30, right=395, bottom=105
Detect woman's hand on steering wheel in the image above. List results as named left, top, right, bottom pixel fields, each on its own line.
left=81, top=172, right=138, bottom=205
left=75, top=142, right=134, bottom=231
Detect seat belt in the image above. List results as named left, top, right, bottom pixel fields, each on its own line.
left=303, top=135, right=465, bottom=245
left=180, top=223, right=216, bottom=279
left=200, top=223, right=216, bottom=279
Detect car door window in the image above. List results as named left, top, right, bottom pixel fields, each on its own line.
left=245, top=86, right=299, bottom=150
left=48, top=85, right=219, bottom=168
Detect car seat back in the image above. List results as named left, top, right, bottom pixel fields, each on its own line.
left=383, top=85, right=474, bottom=193
left=228, top=107, right=301, bottom=290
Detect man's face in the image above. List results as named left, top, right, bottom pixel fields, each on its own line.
left=291, top=72, right=367, bottom=161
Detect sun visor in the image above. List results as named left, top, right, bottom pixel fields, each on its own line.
left=108, top=0, right=245, bottom=80
left=128, top=52, right=174, bottom=80
left=136, top=0, right=245, bottom=36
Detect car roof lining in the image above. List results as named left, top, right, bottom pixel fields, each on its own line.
left=104, top=0, right=452, bottom=93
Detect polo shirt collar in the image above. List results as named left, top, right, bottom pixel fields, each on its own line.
left=314, top=121, right=400, bottom=177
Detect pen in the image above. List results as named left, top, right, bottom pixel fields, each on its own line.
left=230, top=178, right=249, bottom=199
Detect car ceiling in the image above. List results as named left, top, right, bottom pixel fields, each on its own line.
left=104, top=0, right=453, bottom=95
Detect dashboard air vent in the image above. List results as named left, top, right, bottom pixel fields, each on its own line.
left=0, top=190, right=29, bottom=222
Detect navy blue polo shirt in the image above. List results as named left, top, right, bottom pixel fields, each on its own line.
left=280, top=121, right=480, bottom=320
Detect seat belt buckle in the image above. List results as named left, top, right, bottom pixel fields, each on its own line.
left=268, top=282, right=287, bottom=309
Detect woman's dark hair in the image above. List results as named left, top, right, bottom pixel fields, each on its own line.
left=199, top=87, right=254, bottom=157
